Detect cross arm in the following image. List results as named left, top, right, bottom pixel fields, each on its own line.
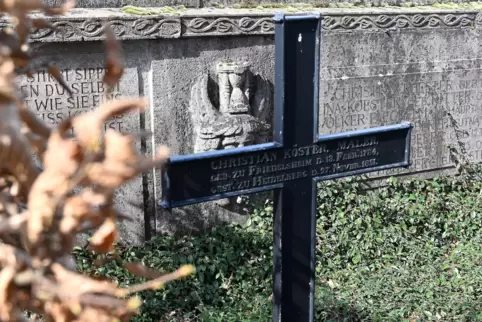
left=160, top=142, right=284, bottom=208
left=160, top=122, right=412, bottom=208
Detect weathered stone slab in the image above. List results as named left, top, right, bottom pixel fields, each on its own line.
left=44, top=0, right=201, bottom=8
left=319, top=26, right=482, bottom=180
left=17, top=41, right=150, bottom=245
left=13, top=7, right=482, bottom=242
left=40, top=0, right=482, bottom=8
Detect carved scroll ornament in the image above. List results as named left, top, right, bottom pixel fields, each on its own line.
left=0, top=11, right=477, bottom=42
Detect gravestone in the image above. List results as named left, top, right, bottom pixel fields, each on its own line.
left=13, top=4, right=482, bottom=244
left=17, top=42, right=148, bottom=244
left=319, top=13, right=482, bottom=181
left=161, top=13, right=412, bottom=321
left=41, top=0, right=482, bottom=8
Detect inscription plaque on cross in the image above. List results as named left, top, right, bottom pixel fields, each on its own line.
left=160, top=13, right=412, bottom=322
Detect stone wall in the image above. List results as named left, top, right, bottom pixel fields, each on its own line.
left=42, top=0, right=482, bottom=8
left=12, top=7, right=482, bottom=244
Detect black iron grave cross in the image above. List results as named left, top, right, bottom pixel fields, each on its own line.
left=160, top=13, right=412, bottom=322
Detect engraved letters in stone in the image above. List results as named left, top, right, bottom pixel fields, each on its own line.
left=189, top=61, right=272, bottom=153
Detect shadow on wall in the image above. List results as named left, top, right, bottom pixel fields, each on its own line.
left=156, top=69, right=275, bottom=236
left=150, top=35, right=276, bottom=236
left=156, top=200, right=252, bottom=236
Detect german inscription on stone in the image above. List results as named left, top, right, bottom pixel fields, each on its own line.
left=19, top=67, right=126, bottom=131
left=18, top=63, right=144, bottom=244
left=163, top=123, right=411, bottom=206
left=320, top=75, right=470, bottom=175
left=319, top=31, right=482, bottom=179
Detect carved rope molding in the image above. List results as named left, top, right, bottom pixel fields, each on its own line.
left=1, top=11, right=481, bottom=42
left=323, top=12, right=477, bottom=29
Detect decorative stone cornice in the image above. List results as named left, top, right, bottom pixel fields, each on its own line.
left=323, top=12, right=477, bottom=29
left=183, top=16, right=275, bottom=37
left=29, top=17, right=183, bottom=41
left=3, top=8, right=482, bottom=42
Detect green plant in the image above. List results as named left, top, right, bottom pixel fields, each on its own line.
left=74, top=201, right=274, bottom=321
left=75, top=173, right=482, bottom=321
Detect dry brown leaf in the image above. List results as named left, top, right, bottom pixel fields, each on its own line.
left=0, top=59, right=17, bottom=103
left=44, top=300, right=73, bottom=322
left=31, top=18, right=55, bottom=30
left=21, top=126, right=47, bottom=156
left=12, top=12, right=29, bottom=44
left=42, top=0, right=76, bottom=15
left=42, top=130, right=82, bottom=173
left=102, top=24, right=124, bottom=91
left=83, top=132, right=168, bottom=192
left=0, top=266, right=16, bottom=321
left=71, top=98, right=148, bottom=152
left=89, top=217, right=118, bottom=253
left=48, top=65, right=72, bottom=96
left=0, top=0, right=43, bottom=11
left=0, top=102, right=41, bottom=200
left=60, top=191, right=107, bottom=235
left=0, top=28, right=21, bottom=52
left=11, top=50, right=30, bottom=69
left=0, top=28, right=30, bottom=68
left=0, top=244, right=32, bottom=268
left=123, top=262, right=163, bottom=279
left=19, top=106, right=51, bottom=138
left=26, top=171, right=72, bottom=245
left=83, top=131, right=138, bottom=188
left=50, top=263, right=119, bottom=297
left=0, top=214, right=25, bottom=234
left=118, top=265, right=196, bottom=296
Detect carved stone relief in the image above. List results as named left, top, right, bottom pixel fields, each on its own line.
left=188, top=60, right=273, bottom=208
left=189, top=60, right=272, bottom=154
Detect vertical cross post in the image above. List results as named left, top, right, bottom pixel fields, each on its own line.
left=160, top=13, right=412, bottom=322
left=272, top=14, right=320, bottom=322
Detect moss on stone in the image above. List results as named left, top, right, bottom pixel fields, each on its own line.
left=236, top=0, right=482, bottom=10
left=121, top=1, right=482, bottom=15
left=431, top=1, right=482, bottom=9
left=233, top=1, right=482, bottom=10
left=121, top=5, right=184, bottom=15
